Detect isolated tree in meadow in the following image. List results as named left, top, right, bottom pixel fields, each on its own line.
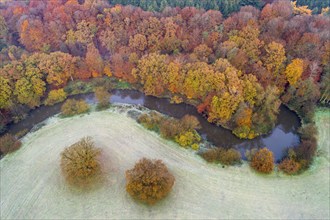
left=60, top=137, right=101, bottom=187
left=126, top=158, right=175, bottom=205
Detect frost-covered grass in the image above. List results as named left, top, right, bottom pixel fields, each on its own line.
left=0, top=107, right=329, bottom=219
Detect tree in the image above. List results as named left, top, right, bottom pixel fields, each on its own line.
left=0, top=76, right=13, bottom=109
left=182, top=62, right=215, bottom=99
left=285, top=58, right=304, bottom=85
left=250, top=148, right=274, bottom=174
left=61, top=99, right=90, bottom=117
left=132, top=53, right=168, bottom=96
left=0, top=15, right=8, bottom=49
left=38, top=52, right=77, bottom=87
left=278, top=158, right=301, bottom=175
left=126, top=158, right=175, bottom=205
left=45, top=89, right=67, bottom=106
left=263, top=41, right=286, bottom=79
left=0, top=133, right=21, bottom=155
left=228, top=20, right=263, bottom=63
left=200, top=147, right=241, bottom=165
left=86, top=44, right=104, bottom=78
left=14, top=63, right=46, bottom=108
left=129, top=34, right=148, bottom=52
left=193, top=44, right=212, bottom=62
left=94, top=87, right=111, bottom=109
left=60, top=137, right=101, bottom=187
left=208, top=92, right=240, bottom=124
left=99, top=30, right=117, bottom=54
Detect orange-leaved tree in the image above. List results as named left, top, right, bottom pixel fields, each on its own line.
left=126, top=158, right=175, bottom=205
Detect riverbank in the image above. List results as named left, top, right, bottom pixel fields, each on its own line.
left=0, top=107, right=329, bottom=219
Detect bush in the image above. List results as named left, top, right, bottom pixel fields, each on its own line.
left=60, top=137, right=101, bottom=186
left=200, top=147, right=241, bottom=165
left=278, top=158, right=301, bottom=175
left=298, top=123, right=318, bottom=140
left=94, top=86, right=111, bottom=109
left=137, top=111, right=162, bottom=131
left=218, top=148, right=242, bottom=165
left=201, top=148, right=219, bottom=162
left=294, top=138, right=317, bottom=162
left=244, top=148, right=258, bottom=161
left=174, top=130, right=201, bottom=149
left=0, top=133, right=22, bottom=155
left=61, top=99, right=90, bottom=117
left=159, top=118, right=182, bottom=139
left=126, top=158, right=175, bottom=205
left=250, top=148, right=274, bottom=174
left=45, top=89, right=67, bottom=106
left=181, top=115, right=201, bottom=131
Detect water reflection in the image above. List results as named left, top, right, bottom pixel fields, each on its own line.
left=8, top=89, right=300, bottom=161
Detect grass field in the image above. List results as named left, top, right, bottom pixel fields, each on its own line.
left=1, top=106, right=329, bottom=219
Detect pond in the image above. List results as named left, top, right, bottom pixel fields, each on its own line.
left=7, top=89, right=301, bottom=162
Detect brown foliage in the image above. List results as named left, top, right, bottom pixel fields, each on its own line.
left=181, top=115, right=201, bottom=131
left=201, top=147, right=241, bottom=166
left=94, top=87, right=111, bottom=109
left=61, top=99, right=90, bottom=117
left=159, top=118, right=182, bottom=139
left=250, top=148, right=274, bottom=174
left=126, top=158, right=175, bottom=205
left=60, top=137, right=101, bottom=187
left=278, top=158, right=301, bottom=175
left=0, top=133, right=21, bottom=155
left=137, top=111, right=162, bottom=131
left=294, top=139, right=317, bottom=162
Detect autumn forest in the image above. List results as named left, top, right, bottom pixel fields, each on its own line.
left=0, top=0, right=329, bottom=165
left=0, top=0, right=330, bottom=218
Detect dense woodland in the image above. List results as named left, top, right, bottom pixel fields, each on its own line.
left=0, top=0, right=329, bottom=144
left=109, top=0, right=330, bottom=16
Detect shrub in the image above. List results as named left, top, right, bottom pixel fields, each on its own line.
left=94, top=86, right=111, bottom=109
left=298, top=123, right=318, bottom=140
left=218, top=148, right=242, bottom=165
left=245, top=148, right=258, bottom=161
left=126, top=158, right=175, bottom=205
left=159, top=118, right=182, bottom=139
left=200, top=147, right=241, bottom=165
left=250, top=148, right=274, bottom=174
left=61, top=99, right=90, bottom=117
left=137, top=111, right=162, bottom=131
left=174, top=130, right=201, bottom=149
left=0, top=133, right=22, bottom=155
left=45, top=89, right=67, bottom=106
left=15, top=129, right=29, bottom=139
left=60, top=137, right=101, bottom=186
left=278, top=158, right=301, bottom=175
left=201, top=148, right=219, bottom=163
left=181, top=115, right=201, bottom=130
left=294, top=139, right=317, bottom=162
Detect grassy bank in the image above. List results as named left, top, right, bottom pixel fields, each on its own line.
left=0, top=107, right=329, bottom=219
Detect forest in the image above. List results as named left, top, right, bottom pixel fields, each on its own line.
left=0, top=1, right=330, bottom=218
left=0, top=0, right=329, bottom=145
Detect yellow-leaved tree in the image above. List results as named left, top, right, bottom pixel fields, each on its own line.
left=285, top=58, right=304, bottom=86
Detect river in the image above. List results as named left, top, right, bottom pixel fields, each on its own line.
left=7, top=89, right=300, bottom=162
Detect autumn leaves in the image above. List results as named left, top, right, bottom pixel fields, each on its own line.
left=61, top=137, right=175, bottom=205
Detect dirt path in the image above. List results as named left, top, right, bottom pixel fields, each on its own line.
left=1, top=108, right=329, bottom=219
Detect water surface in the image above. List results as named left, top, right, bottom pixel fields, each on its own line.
left=8, top=89, right=300, bottom=161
